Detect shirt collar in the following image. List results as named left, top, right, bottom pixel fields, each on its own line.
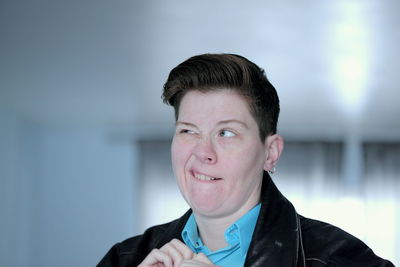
left=181, top=203, right=261, bottom=257
left=230, top=203, right=261, bottom=256
left=182, top=213, right=202, bottom=252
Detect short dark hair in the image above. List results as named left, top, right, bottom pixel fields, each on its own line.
left=162, top=53, right=280, bottom=141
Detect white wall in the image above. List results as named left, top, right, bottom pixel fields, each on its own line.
left=0, top=111, right=31, bottom=267
left=0, top=110, right=139, bottom=267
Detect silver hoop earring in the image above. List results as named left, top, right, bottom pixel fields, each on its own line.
left=268, top=166, right=276, bottom=175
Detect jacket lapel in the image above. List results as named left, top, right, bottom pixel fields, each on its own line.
left=244, top=172, right=305, bottom=267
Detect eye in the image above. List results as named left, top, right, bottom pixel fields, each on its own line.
left=219, top=129, right=236, bottom=137
left=180, top=129, right=196, bottom=135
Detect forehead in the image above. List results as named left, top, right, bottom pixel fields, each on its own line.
left=178, top=89, right=253, bottom=123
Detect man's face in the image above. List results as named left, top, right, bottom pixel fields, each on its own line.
left=171, top=89, right=268, bottom=219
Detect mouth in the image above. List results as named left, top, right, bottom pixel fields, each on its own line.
left=191, top=170, right=222, bottom=181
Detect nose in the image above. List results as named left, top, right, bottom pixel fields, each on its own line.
left=193, top=137, right=217, bottom=164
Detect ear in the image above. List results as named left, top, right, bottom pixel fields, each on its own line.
left=263, top=134, right=284, bottom=172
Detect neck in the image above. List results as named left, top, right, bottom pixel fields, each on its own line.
left=195, top=215, right=230, bottom=251
left=193, top=199, right=260, bottom=251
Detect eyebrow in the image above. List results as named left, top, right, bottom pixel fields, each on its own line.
left=175, top=121, right=198, bottom=128
left=217, top=119, right=249, bottom=129
left=176, top=120, right=248, bottom=129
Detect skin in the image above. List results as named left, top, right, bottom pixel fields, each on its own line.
left=139, top=89, right=283, bottom=266
left=138, top=239, right=206, bottom=267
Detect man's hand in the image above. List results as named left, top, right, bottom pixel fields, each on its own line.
left=138, top=239, right=218, bottom=267
left=180, top=252, right=219, bottom=267
left=138, top=239, right=193, bottom=267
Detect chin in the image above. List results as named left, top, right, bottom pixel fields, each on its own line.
left=190, top=200, right=234, bottom=218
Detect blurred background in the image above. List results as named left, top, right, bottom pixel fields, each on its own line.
left=0, top=0, right=399, bottom=266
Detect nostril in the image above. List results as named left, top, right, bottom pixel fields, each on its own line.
left=206, top=156, right=216, bottom=164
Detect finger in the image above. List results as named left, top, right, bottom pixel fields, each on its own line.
left=159, top=239, right=194, bottom=267
left=180, top=259, right=218, bottom=267
left=160, top=244, right=184, bottom=267
left=138, top=248, right=173, bottom=267
left=192, top=253, right=213, bottom=264
left=169, top=239, right=194, bottom=260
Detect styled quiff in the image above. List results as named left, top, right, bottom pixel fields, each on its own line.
left=162, top=53, right=280, bottom=141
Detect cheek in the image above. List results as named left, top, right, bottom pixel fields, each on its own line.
left=171, top=137, right=192, bottom=171
left=171, top=138, right=181, bottom=169
left=222, top=144, right=265, bottom=175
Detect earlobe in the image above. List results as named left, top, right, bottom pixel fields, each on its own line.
left=263, top=134, right=284, bottom=172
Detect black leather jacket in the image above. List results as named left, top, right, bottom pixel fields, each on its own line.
left=98, top=172, right=394, bottom=267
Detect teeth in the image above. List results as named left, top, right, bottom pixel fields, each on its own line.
left=195, top=173, right=217, bottom=181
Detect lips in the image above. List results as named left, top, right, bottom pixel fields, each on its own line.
left=191, top=170, right=222, bottom=181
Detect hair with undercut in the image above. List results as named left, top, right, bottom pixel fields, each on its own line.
left=162, top=53, right=280, bottom=141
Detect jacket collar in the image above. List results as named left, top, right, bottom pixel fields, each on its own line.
left=244, top=172, right=305, bottom=267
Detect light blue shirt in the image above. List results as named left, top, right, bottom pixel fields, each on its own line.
left=181, top=204, right=261, bottom=267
